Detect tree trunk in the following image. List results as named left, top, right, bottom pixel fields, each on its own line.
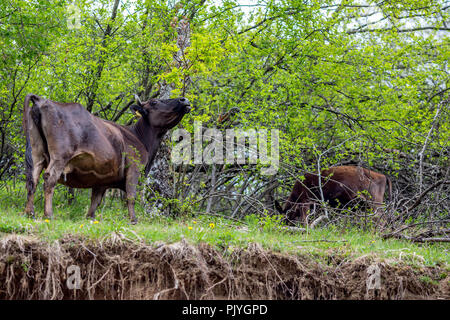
left=143, top=17, right=191, bottom=216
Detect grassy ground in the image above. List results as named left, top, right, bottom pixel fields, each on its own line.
left=0, top=180, right=448, bottom=269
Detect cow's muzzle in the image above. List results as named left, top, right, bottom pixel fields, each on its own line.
left=179, top=97, right=191, bottom=113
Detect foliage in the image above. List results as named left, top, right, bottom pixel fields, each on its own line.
left=0, top=0, right=448, bottom=232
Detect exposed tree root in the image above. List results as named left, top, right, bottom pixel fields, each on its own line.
left=0, top=235, right=448, bottom=300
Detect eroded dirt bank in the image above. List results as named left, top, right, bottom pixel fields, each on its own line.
left=0, top=234, right=448, bottom=300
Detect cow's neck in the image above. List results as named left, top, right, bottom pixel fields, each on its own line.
left=131, top=119, right=168, bottom=174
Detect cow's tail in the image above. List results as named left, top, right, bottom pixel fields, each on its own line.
left=23, top=94, right=42, bottom=192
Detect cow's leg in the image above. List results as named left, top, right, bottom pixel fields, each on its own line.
left=43, top=159, right=66, bottom=218
left=86, top=187, right=107, bottom=220
left=372, top=198, right=386, bottom=229
left=24, top=119, right=47, bottom=217
left=299, top=203, right=310, bottom=224
left=24, top=159, right=45, bottom=217
left=125, top=171, right=139, bottom=224
left=369, top=182, right=387, bottom=229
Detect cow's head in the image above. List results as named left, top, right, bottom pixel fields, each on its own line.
left=275, top=200, right=306, bottom=225
left=131, top=95, right=191, bottom=129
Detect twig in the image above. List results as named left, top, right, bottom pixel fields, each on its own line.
left=310, top=215, right=329, bottom=229
left=281, top=226, right=306, bottom=232
left=416, top=237, right=450, bottom=243
left=382, top=219, right=450, bottom=239
left=292, top=239, right=348, bottom=243
left=387, top=234, right=450, bottom=243
left=418, top=97, right=447, bottom=193
left=407, top=179, right=449, bottom=211
left=197, top=212, right=247, bottom=225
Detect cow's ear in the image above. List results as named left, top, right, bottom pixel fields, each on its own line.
left=130, top=104, right=148, bottom=118
left=30, top=95, right=41, bottom=105
left=134, top=94, right=143, bottom=106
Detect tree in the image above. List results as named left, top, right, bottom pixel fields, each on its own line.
left=0, top=0, right=448, bottom=232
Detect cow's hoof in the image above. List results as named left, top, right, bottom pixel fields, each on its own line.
left=44, top=211, right=54, bottom=218
left=26, top=213, right=36, bottom=220
left=23, top=210, right=35, bottom=219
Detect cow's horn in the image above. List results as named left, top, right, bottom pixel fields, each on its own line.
left=134, top=94, right=142, bottom=106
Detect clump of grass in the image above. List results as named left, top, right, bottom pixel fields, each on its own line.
left=419, top=276, right=439, bottom=286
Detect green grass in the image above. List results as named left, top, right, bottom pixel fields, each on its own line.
left=0, top=180, right=449, bottom=269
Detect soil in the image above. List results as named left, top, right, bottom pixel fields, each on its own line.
left=0, top=234, right=448, bottom=300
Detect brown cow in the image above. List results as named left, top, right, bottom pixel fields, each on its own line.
left=275, top=166, right=392, bottom=224
left=23, top=94, right=190, bottom=223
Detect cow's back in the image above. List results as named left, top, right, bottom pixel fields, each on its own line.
left=315, top=166, right=387, bottom=203
left=37, top=100, right=127, bottom=188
